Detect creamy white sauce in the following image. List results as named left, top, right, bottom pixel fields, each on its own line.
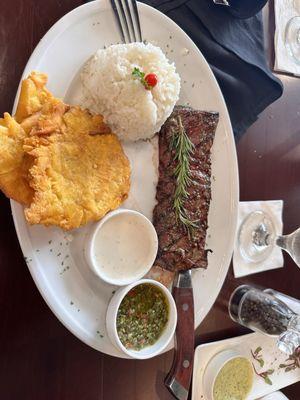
left=93, top=213, right=155, bottom=281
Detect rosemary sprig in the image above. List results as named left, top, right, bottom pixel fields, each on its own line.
left=170, top=116, right=198, bottom=236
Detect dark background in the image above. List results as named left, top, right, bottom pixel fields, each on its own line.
left=0, top=0, right=299, bottom=398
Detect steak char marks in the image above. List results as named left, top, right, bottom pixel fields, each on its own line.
left=153, top=106, right=219, bottom=272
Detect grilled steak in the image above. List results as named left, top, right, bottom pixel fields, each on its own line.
left=153, top=106, right=219, bottom=272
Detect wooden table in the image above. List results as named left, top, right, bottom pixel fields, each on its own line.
left=0, top=1, right=299, bottom=398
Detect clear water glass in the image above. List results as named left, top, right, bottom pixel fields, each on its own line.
left=238, top=210, right=300, bottom=267
left=285, top=15, right=300, bottom=64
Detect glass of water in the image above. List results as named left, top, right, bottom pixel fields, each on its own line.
left=285, top=16, right=300, bottom=64
left=238, top=210, right=300, bottom=267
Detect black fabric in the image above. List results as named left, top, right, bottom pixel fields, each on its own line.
left=227, top=0, right=268, bottom=19
left=142, top=0, right=283, bottom=139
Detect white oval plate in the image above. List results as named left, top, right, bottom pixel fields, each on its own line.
left=11, top=0, right=239, bottom=357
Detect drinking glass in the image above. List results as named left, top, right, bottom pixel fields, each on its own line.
left=238, top=210, right=300, bottom=266
left=285, top=16, right=300, bottom=64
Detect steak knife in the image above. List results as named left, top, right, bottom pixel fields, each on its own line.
left=165, top=270, right=194, bottom=400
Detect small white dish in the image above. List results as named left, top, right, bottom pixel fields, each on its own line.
left=203, top=349, right=253, bottom=400
left=192, top=332, right=300, bottom=400
left=106, top=279, right=177, bottom=359
left=85, top=209, right=158, bottom=286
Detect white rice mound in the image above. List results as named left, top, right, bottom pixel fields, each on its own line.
left=81, top=43, right=181, bottom=141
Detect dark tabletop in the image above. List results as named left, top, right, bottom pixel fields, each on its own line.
left=0, top=1, right=299, bottom=399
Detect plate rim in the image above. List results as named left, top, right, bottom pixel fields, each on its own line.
left=10, top=0, right=239, bottom=355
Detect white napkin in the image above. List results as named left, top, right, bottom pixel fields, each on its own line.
left=274, top=0, right=300, bottom=76
left=233, top=200, right=284, bottom=278
left=258, top=391, right=289, bottom=400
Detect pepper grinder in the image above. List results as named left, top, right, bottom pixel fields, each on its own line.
left=229, top=285, right=300, bottom=355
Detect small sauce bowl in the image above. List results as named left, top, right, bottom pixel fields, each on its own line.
left=203, top=349, right=254, bottom=400
left=106, top=279, right=177, bottom=359
left=84, top=209, right=158, bottom=286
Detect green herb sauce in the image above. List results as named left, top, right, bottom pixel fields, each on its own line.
left=213, top=357, right=253, bottom=400
left=116, top=284, right=169, bottom=350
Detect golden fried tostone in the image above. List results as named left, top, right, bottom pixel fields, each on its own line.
left=0, top=113, right=33, bottom=205
left=0, top=72, right=131, bottom=230
left=15, top=71, right=53, bottom=123
left=24, top=107, right=130, bottom=230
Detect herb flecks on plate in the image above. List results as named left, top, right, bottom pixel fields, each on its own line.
left=116, top=284, right=169, bottom=351
left=170, top=115, right=199, bottom=236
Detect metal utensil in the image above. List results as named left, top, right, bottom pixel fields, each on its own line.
left=110, top=0, right=142, bottom=43
left=212, top=0, right=230, bottom=6
left=165, top=270, right=194, bottom=400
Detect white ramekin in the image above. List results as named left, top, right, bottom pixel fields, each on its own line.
left=203, top=349, right=254, bottom=400
left=84, top=209, right=158, bottom=286
left=106, top=279, right=177, bottom=359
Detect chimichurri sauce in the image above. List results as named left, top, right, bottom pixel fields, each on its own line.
left=116, top=284, right=169, bottom=350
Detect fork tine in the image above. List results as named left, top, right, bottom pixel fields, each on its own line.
left=117, top=0, right=131, bottom=43
left=110, top=0, right=126, bottom=43
left=123, top=0, right=136, bottom=42
left=111, top=0, right=142, bottom=43
left=131, top=0, right=142, bottom=42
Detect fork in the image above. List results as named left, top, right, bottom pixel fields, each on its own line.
left=110, top=0, right=142, bottom=43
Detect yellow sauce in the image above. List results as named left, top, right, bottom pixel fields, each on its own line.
left=213, top=357, right=253, bottom=400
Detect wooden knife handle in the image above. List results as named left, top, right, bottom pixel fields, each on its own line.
left=165, top=271, right=194, bottom=400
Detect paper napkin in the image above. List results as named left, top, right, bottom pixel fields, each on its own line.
left=233, top=200, right=284, bottom=278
